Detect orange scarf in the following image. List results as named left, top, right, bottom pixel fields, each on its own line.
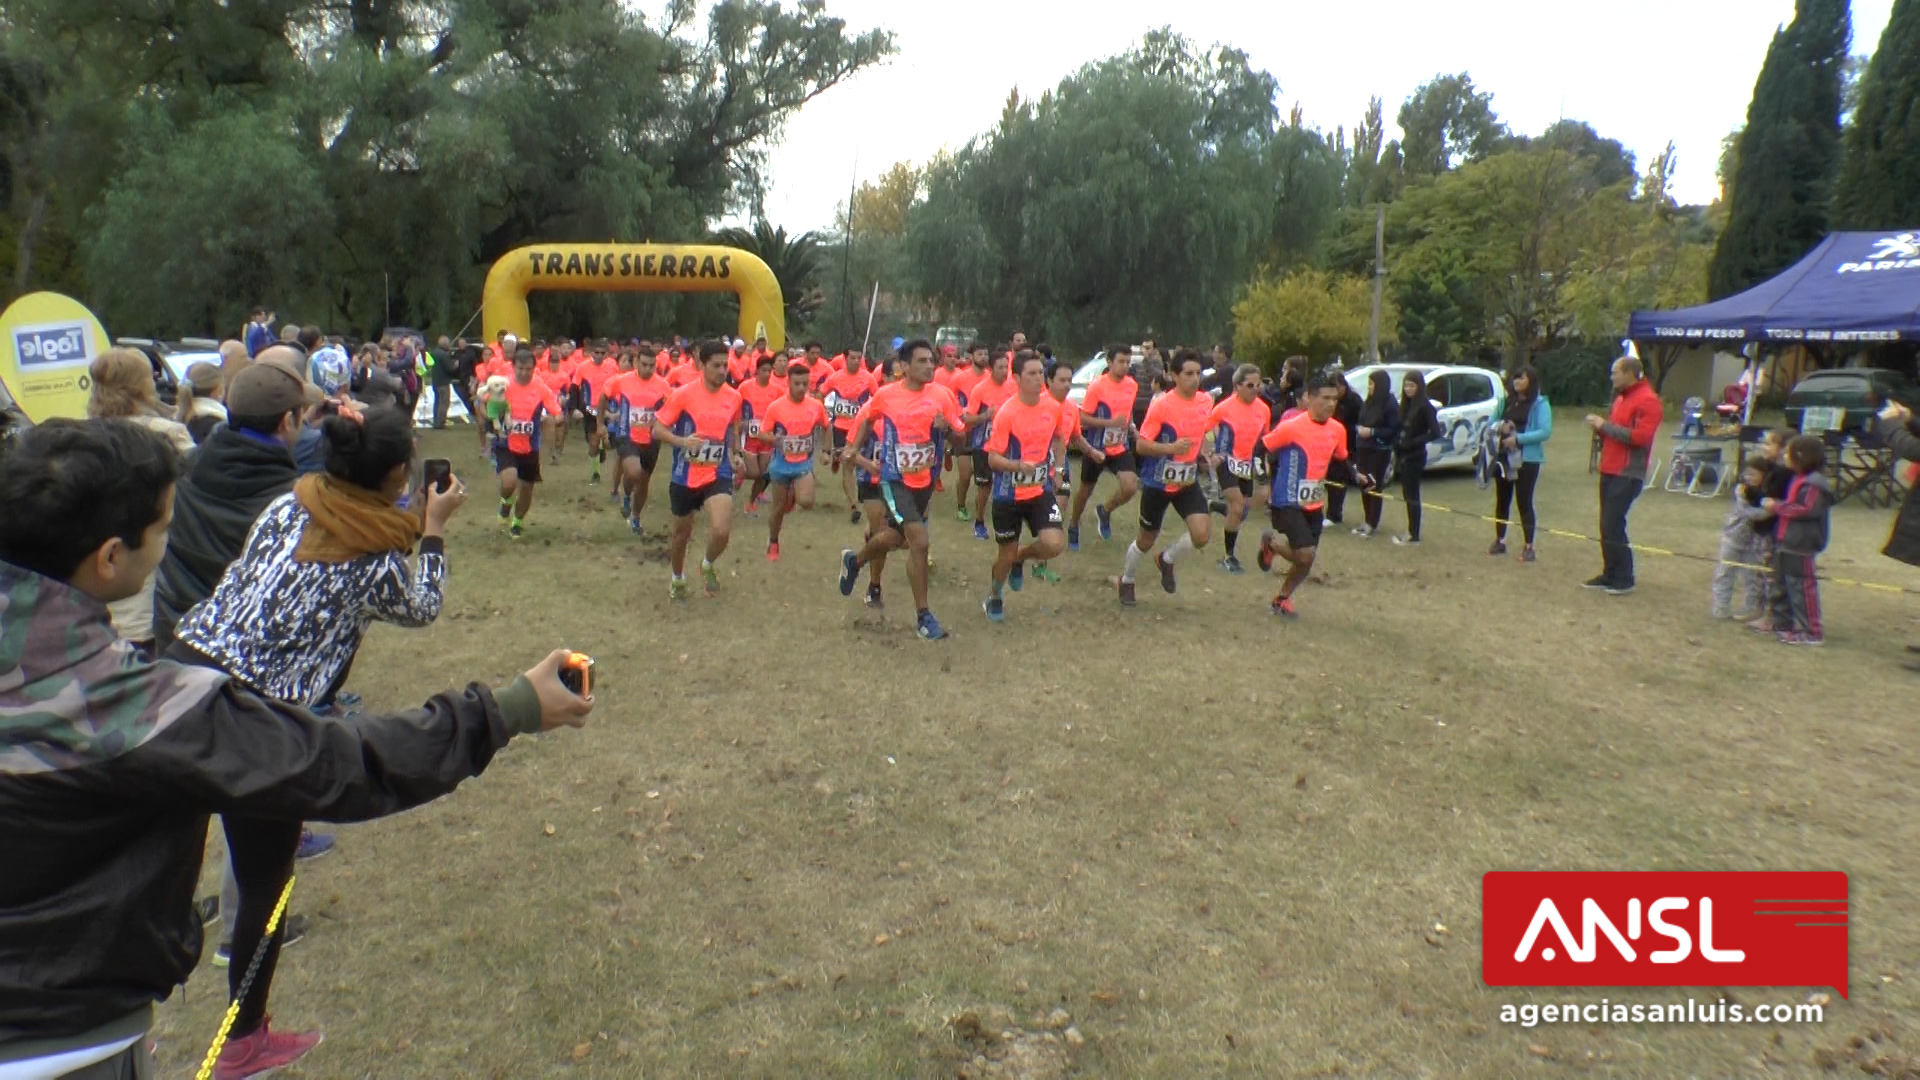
left=292, top=473, right=424, bottom=564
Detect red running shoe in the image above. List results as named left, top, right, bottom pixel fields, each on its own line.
left=214, top=1017, right=322, bottom=1080
left=766, top=541, right=781, bottom=562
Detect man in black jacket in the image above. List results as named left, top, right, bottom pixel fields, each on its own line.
left=0, top=419, right=592, bottom=1078
left=151, top=357, right=319, bottom=650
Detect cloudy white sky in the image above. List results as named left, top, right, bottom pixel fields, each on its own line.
left=756, top=0, right=1894, bottom=231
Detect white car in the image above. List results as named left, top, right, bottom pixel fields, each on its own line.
left=1343, top=363, right=1506, bottom=471
left=1065, top=355, right=1108, bottom=410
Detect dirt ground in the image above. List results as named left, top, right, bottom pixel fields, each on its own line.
left=151, top=414, right=1920, bottom=1077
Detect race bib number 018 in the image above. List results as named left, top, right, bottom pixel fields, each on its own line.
left=894, top=441, right=937, bottom=474
left=1159, top=461, right=1198, bottom=486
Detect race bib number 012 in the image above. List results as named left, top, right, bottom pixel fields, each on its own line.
left=1008, top=463, right=1048, bottom=487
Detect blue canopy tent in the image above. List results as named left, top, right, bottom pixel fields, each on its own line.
left=1629, top=231, right=1920, bottom=345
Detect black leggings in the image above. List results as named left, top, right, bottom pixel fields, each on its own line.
left=223, top=816, right=302, bottom=1037
left=1354, top=447, right=1391, bottom=530
left=1399, top=453, right=1425, bottom=540
left=1494, top=462, right=1540, bottom=544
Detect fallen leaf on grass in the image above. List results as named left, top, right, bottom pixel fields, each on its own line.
left=543, top=823, right=556, bottom=837
left=1528, top=1044, right=1551, bottom=1058
left=571, top=1041, right=592, bottom=1062
left=872, top=933, right=891, bottom=946
left=1090, top=990, right=1118, bottom=1005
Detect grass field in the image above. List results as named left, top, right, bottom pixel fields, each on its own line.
left=151, top=413, right=1919, bottom=1077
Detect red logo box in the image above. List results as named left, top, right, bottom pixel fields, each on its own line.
left=1483, top=872, right=1848, bottom=998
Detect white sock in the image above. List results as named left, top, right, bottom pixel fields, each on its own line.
left=701, top=558, right=713, bottom=572
left=1121, top=542, right=1146, bottom=584
left=1165, top=532, right=1196, bottom=564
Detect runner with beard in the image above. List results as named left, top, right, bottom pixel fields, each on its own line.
left=981, top=351, right=1071, bottom=622
left=596, top=347, right=670, bottom=535
left=1117, top=350, right=1213, bottom=606
left=1068, top=345, right=1141, bottom=550
left=651, top=342, right=743, bottom=599
left=1256, top=374, right=1373, bottom=619
left=836, top=340, right=965, bottom=640
left=961, top=351, right=1016, bottom=540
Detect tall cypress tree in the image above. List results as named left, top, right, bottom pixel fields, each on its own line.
left=1708, top=0, right=1851, bottom=299
left=1832, top=0, right=1920, bottom=230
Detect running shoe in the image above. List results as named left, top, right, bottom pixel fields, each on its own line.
left=983, top=594, right=1005, bottom=623
left=1779, top=632, right=1825, bottom=647
left=1351, top=525, right=1373, bottom=538
left=973, top=521, right=989, bottom=541
left=1581, top=576, right=1610, bottom=590
left=622, top=493, right=632, bottom=515
left=195, top=896, right=221, bottom=928
left=935, top=477, right=946, bottom=493
left=1008, top=562, right=1024, bottom=592
left=1271, top=595, right=1298, bottom=619
left=865, top=583, right=884, bottom=609
left=839, top=549, right=859, bottom=596
left=1095, top=505, right=1113, bottom=541
left=589, top=473, right=599, bottom=485
left=1519, top=545, right=1536, bottom=563
left=212, top=915, right=309, bottom=968
left=848, top=508, right=862, bottom=524
left=212, top=1016, right=322, bottom=1080
left=1118, top=579, right=1137, bottom=607
left=610, top=488, right=621, bottom=505
left=1603, top=582, right=1635, bottom=596
left=295, top=830, right=335, bottom=861
left=1156, top=552, right=1177, bottom=594
left=916, top=611, right=948, bottom=640
left=1489, top=540, right=1508, bottom=556
left=1256, top=530, right=1276, bottom=573
left=629, top=517, right=642, bottom=536
left=1390, top=535, right=1419, bottom=546
left=766, top=541, right=781, bottom=562
left=508, top=521, right=523, bottom=539
left=498, top=500, right=511, bottom=520
left=703, top=564, right=720, bottom=596
left=1032, top=564, right=1062, bottom=584
left=1067, top=526, right=1080, bottom=552
left=669, top=576, right=690, bottom=602
left=956, top=506, right=971, bottom=523
left=1219, top=555, right=1244, bottom=574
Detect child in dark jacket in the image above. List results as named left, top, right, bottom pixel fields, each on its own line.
left=1744, top=428, right=1794, bottom=632
left=1758, top=435, right=1834, bottom=646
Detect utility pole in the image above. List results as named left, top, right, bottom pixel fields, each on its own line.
left=1368, top=204, right=1385, bottom=363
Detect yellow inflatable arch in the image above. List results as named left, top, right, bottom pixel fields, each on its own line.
left=481, top=243, right=785, bottom=350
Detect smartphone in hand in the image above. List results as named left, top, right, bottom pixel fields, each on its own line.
left=423, top=458, right=453, bottom=494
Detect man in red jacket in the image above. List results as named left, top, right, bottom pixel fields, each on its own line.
left=1583, top=355, right=1662, bottom=594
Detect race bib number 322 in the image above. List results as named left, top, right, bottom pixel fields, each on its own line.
left=894, top=441, right=936, bottom=474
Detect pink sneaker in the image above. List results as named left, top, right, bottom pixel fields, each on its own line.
left=214, top=1017, right=322, bottom=1080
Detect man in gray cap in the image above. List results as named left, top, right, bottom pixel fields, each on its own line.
left=151, top=346, right=322, bottom=649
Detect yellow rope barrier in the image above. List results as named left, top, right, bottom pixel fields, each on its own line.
left=195, top=875, right=297, bottom=1080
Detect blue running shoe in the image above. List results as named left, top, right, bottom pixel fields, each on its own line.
left=983, top=595, right=1005, bottom=623
left=1067, top=525, right=1080, bottom=552
left=838, top=549, right=859, bottom=596
left=296, top=830, right=335, bottom=861
left=1008, top=562, right=1024, bottom=592
left=973, top=521, right=988, bottom=541
left=916, top=611, right=948, bottom=640
left=1096, top=504, right=1112, bottom=541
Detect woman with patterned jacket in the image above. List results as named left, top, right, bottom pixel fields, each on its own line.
left=170, top=405, right=468, bottom=1072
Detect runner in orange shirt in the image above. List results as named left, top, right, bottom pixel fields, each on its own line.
left=492, top=343, right=565, bottom=539
left=1256, top=374, right=1372, bottom=619
left=651, top=341, right=744, bottom=599
left=572, top=339, right=621, bottom=486
left=597, top=349, right=671, bottom=535
left=947, top=342, right=990, bottom=514
left=981, top=351, right=1071, bottom=622
left=961, top=351, right=1015, bottom=539
left=736, top=352, right=784, bottom=513
left=819, top=351, right=880, bottom=521
left=1118, top=349, right=1214, bottom=606
left=1069, top=345, right=1140, bottom=550
left=1205, top=364, right=1273, bottom=573
left=759, top=365, right=831, bottom=560
left=836, top=339, right=966, bottom=640
left=534, top=345, right=575, bottom=463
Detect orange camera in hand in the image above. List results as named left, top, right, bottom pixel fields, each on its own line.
left=559, top=653, right=595, bottom=697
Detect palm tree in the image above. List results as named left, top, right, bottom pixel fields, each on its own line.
left=714, top=221, right=827, bottom=329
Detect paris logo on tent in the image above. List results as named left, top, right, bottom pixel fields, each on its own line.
left=1865, top=233, right=1920, bottom=261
